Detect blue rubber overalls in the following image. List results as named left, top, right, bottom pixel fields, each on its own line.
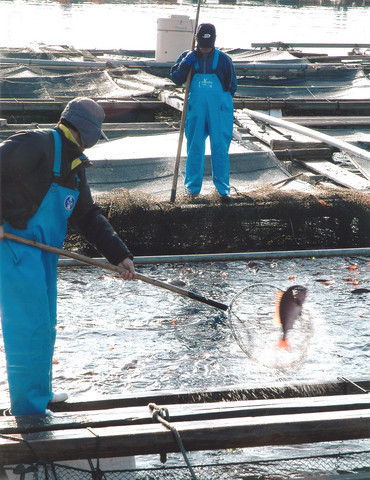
left=0, top=130, right=79, bottom=415
left=184, top=49, right=234, bottom=196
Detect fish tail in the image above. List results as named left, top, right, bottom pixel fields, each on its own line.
left=276, top=338, right=290, bottom=351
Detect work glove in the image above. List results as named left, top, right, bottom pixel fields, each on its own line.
left=183, top=50, right=197, bottom=67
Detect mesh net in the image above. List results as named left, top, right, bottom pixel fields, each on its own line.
left=228, top=283, right=313, bottom=372
left=64, top=185, right=370, bottom=257
left=4, top=450, right=370, bottom=480
left=0, top=65, right=168, bottom=100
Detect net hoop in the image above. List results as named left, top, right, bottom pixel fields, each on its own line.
left=227, top=283, right=314, bottom=372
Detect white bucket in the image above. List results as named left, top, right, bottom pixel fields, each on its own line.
left=156, top=15, right=195, bottom=62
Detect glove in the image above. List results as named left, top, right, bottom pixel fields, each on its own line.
left=183, top=50, right=197, bottom=67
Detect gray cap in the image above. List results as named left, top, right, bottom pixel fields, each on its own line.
left=60, top=97, right=105, bottom=148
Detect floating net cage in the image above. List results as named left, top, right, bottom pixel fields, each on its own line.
left=65, top=185, right=370, bottom=257
left=3, top=449, right=370, bottom=480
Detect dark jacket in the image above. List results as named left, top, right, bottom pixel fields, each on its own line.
left=0, top=127, right=133, bottom=265
left=170, top=48, right=237, bottom=96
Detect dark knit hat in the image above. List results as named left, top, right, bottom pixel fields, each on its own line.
left=196, top=23, right=216, bottom=48
left=60, top=97, right=105, bottom=149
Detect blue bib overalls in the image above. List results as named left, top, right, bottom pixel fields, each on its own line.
left=184, top=49, right=234, bottom=196
left=0, top=130, right=79, bottom=415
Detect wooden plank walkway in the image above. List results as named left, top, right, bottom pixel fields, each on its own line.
left=0, top=121, right=177, bottom=141
left=43, top=378, right=370, bottom=412
left=233, top=98, right=370, bottom=116
left=0, top=397, right=369, bottom=464
left=294, top=158, right=370, bottom=190
left=2, top=394, right=370, bottom=436
left=0, top=377, right=369, bottom=464
left=2, top=97, right=370, bottom=120
left=234, top=108, right=370, bottom=189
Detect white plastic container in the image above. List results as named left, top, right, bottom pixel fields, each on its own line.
left=156, top=15, right=195, bottom=62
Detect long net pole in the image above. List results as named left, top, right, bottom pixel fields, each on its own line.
left=170, top=0, right=202, bottom=203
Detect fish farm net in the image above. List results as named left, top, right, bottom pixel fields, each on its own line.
left=3, top=450, right=370, bottom=480
left=64, top=185, right=370, bottom=257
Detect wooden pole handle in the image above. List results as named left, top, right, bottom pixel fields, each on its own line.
left=3, top=232, right=228, bottom=312
left=170, top=0, right=202, bottom=203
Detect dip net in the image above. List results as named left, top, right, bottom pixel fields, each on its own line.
left=228, top=283, right=313, bottom=372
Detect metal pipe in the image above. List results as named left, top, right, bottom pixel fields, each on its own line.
left=243, top=108, right=370, bottom=164
left=58, top=247, right=370, bottom=267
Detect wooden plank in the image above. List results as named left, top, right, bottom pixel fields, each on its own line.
left=159, top=90, right=184, bottom=112
left=36, top=378, right=370, bottom=412
left=274, top=147, right=334, bottom=161
left=271, top=139, right=326, bottom=150
left=0, top=122, right=177, bottom=140
left=235, top=111, right=330, bottom=151
left=0, top=409, right=369, bottom=464
left=1, top=394, right=369, bottom=436
left=0, top=99, right=163, bottom=116
left=235, top=112, right=288, bottom=147
left=242, top=108, right=370, bottom=164
left=3, top=379, right=365, bottom=416
left=295, top=158, right=370, bottom=190
left=161, top=92, right=370, bottom=120
left=233, top=99, right=370, bottom=116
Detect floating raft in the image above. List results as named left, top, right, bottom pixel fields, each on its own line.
left=0, top=378, right=369, bottom=465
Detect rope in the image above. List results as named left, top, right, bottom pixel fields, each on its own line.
left=86, top=428, right=107, bottom=480
left=148, top=403, right=200, bottom=480
left=0, top=433, right=42, bottom=465
left=0, top=432, right=57, bottom=479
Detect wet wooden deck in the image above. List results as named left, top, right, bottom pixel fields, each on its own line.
left=0, top=378, right=369, bottom=465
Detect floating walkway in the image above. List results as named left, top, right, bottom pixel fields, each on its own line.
left=0, top=378, right=369, bottom=467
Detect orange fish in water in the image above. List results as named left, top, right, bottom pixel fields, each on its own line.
left=273, top=285, right=307, bottom=350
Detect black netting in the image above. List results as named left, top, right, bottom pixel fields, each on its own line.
left=3, top=451, right=370, bottom=480
left=64, top=185, right=370, bottom=257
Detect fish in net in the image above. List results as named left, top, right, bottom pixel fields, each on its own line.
left=228, top=283, right=313, bottom=372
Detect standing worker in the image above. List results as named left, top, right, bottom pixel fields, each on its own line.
left=0, top=97, right=135, bottom=416
left=170, top=23, right=237, bottom=201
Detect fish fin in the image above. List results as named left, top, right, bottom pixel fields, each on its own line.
left=273, top=290, right=284, bottom=325
left=276, top=338, right=290, bottom=351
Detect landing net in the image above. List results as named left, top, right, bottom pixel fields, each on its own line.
left=228, top=283, right=313, bottom=372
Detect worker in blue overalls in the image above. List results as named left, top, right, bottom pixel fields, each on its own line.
left=0, top=97, right=135, bottom=416
left=170, top=23, right=237, bottom=201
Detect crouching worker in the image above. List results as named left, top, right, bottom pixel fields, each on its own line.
left=0, top=97, right=135, bottom=416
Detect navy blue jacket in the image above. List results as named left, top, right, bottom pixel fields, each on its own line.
left=170, top=48, right=237, bottom=96
left=0, top=127, right=133, bottom=264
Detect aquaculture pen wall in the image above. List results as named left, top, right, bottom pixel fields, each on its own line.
left=64, top=187, right=370, bottom=257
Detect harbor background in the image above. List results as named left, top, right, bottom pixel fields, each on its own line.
left=1, top=0, right=370, bottom=53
